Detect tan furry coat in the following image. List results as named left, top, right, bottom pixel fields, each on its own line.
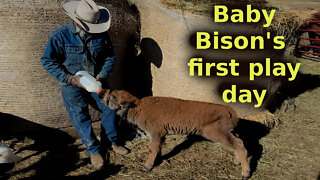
left=127, top=97, right=239, bottom=136
left=100, top=90, right=250, bottom=179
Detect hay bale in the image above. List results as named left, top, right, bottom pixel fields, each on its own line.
left=0, top=0, right=139, bottom=131
left=130, top=0, right=284, bottom=119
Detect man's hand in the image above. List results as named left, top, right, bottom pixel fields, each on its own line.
left=71, top=75, right=85, bottom=89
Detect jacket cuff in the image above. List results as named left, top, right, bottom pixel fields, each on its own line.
left=96, top=73, right=108, bottom=80
left=66, top=74, right=73, bottom=85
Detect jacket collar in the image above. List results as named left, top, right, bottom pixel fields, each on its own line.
left=68, top=21, right=78, bottom=35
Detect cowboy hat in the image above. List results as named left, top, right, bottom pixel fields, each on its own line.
left=62, top=0, right=111, bottom=33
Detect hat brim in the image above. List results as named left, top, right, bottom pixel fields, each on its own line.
left=62, top=1, right=111, bottom=33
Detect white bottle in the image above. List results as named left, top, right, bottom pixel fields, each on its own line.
left=75, top=71, right=103, bottom=94
left=0, top=142, right=21, bottom=164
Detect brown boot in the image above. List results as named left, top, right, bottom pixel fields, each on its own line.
left=112, top=145, right=129, bottom=155
left=90, top=153, right=104, bottom=170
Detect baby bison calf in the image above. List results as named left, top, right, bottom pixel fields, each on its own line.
left=100, top=90, right=250, bottom=179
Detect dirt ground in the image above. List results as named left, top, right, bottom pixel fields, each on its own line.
left=2, top=53, right=319, bottom=179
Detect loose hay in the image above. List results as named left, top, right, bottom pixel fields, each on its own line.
left=158, top=0, right=317, bottom=44
left=3, top=53, right=319, bottom=179
left=244, top=110, right=280, bottom=128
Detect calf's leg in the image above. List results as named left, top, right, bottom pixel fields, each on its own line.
left=229, top=134, right=250, bottom=179
left=202, top=127, right=250, bottom=179
left=143, top=135, right=162, bottom=172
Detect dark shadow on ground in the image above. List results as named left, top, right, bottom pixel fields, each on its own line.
left=19, top=164, right=123, bottom=180
left=17, top=163, right=123, bottom=180
left=161, top=135, right=205, bottom=162
left=266, top=73, right=320, bottom=112
left=234, top=118, right=270, bottom=174
left=59, top=164, right=123, bottom=180
left=0, top=113, right=122, bottom=179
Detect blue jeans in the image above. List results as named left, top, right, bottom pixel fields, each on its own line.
left=61, top=85, right=117, bottom=155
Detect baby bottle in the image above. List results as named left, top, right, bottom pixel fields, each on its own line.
left=75, top=71, right=103, bottom=94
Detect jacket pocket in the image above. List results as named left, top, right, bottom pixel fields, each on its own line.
left=91, top=44, right=104, bottom=60
left=65, top=44, right=83, bottom=54
left=64, top=44, right=83, bottom=74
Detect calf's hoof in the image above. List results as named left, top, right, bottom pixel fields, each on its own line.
left=142, top=166, right=152, bottom=172
left=241, top=170, right=251, bottom=180
left=242, top=176, right=250, bottom=180
left=233, top=159, right=241, bottom=166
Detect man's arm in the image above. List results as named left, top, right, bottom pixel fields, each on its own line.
left=96, top=33, right=116, bottom=80
left=41, top=35, right=73, bottom=85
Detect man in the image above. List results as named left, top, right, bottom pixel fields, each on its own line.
left=41, top=0, right=128, bottom=169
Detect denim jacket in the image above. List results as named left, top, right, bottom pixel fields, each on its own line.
left=41, top=22, right=115, bottom=85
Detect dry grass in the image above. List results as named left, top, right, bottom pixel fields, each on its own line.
left=159, top=0, right=318, bottom=44
left=265, top=1, right=319, bottom=43
left=4, top=53, right=320, bottom=179
left=159, top=0, right=267, bottom=16
left=159, top=0, right=215, bottom=16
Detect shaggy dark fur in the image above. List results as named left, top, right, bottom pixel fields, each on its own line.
left=100, top=90, right=250, bottom=179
